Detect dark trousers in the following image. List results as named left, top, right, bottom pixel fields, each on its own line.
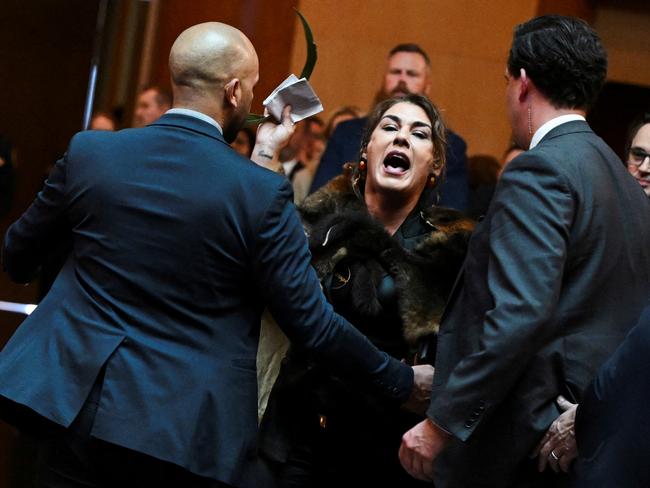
left=34, top=377, right=232, bottom=488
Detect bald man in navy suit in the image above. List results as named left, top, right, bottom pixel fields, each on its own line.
left=0, top=22, right=430, bottom=488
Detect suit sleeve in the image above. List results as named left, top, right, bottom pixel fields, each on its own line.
left=2, top=152, right=70, bottom=283
left=252, top=180, right=413, bottom=403
left=438, top=132, right=469, bottom=212
left=309, top=124, right=347, bottom=193
left=428, top=153, right=574, bottom=441
left=576, top=304, right=650, bottom=453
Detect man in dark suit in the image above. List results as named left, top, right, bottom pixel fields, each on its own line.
left=572, top=304, right=650, bottom=487
left=309, top=43, right=469, bottom=211
left=534, top=304, right=650, bottom=487
left=0, top=22, right=429, bottom=488
left=399, top=15, right=650, bottom=487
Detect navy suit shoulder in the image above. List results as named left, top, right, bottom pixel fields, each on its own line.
left=309, top=117, right=366, bottom=192
left=439, top=129, right=468, bottom=211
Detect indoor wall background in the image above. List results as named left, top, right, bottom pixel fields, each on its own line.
left=289, top=0, right=650, bottom=160
left=290, top=0, right=538, bottom=159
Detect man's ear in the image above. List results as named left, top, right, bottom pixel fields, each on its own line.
left=518, top=68, right=529, bottom=103
left=224, top=78, right=241, bottom=108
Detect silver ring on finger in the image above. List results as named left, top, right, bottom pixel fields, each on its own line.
left=550, top=450, right=559, bottom=461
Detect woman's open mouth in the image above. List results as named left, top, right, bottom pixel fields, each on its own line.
left=383, top=151, right=411, bottom=176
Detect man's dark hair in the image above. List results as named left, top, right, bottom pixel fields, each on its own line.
left=624, top=112, right=650, bottom=160
left=507, top=15, right=607, bottom=110
left=389, top=43, right=430, bottom=67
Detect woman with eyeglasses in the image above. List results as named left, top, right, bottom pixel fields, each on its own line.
left=625, top=113, right=650, bottom=197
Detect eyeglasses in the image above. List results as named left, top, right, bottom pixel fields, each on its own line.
left=629, top=147, right=650, bottom=166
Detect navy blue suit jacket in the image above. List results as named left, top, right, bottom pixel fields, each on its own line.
left=309, top=116, right=469, bottom=211
left=573, top=304, right=650, bottom=487
left=0, top=114, right=411, bottom=486
left=427, top=121, right=650, bottom=487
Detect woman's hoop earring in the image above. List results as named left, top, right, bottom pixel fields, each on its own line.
left=358, top=159, right=367, bottom=172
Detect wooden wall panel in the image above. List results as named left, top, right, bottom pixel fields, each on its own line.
left=148, top=0, right=298, bottom=114
left=537, top=0, right=595, bottom=21
left=0, top=3, right=101, bottom=485
left=0, top=0, right=99, bottom=299
left=292, top=0, right=650, bottom=161
left=0, top=0, right=99, bottom=221
left=291, top=0, right=538, bottom=160
left=594, top=6, right=650, bottom=88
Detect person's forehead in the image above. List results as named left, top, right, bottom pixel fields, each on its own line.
left=139, top=89, right=157, bottom=103
left=382, top=102, right=430, bottom=123
left=387, top=51, right=427, bottom=70
left=633, top=124, right=650, bottom=146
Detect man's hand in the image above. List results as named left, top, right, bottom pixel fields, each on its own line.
left=532, top=395, right=578, bottom=473
left=250, top=105, right=295, bottom=171
left=399, top=418, right=450, bottom=481
left=402, top=364, right=434, bottom=415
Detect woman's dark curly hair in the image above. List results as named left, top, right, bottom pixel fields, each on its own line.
left=354, top=94, right=447, bottom=207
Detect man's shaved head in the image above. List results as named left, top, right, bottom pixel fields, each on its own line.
left=170, top=22, right=256, bottom=90
left=168, top=22, right=259, bottom=142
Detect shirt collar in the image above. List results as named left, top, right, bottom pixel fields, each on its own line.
left=165, top=108, right=223, bottom=134
left=529, top=114, right=585, bottom=149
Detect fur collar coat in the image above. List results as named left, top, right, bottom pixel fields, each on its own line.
left=299, top=169, right=474, bottom=357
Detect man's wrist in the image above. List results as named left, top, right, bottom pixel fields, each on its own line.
left=250, top=143, right=283, bottom=172
left=254, top=145, right=277, bottom=160
left=426, top=416, right=453, bottom=439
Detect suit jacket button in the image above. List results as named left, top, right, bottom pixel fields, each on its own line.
left=464, top=421, right=473, bottom=428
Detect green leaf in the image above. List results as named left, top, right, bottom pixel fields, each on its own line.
left=246, top=9, right=318, bottom=125
left=246, top=113, right=270, bottom=126
left=295, top=8, right=317, bottom=80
